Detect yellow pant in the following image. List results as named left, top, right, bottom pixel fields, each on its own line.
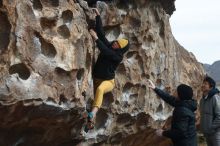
left=93, top=78, right=115, bottom=108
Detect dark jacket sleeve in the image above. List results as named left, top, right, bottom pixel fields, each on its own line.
left=96, top=39, right=121, bottom=61
left=163, top=108, right=190, bottom=140
left=95, top=15, right=111, bottom=46
left=154, top=88, right=176, bottom=107
left=212, top=95, right=220, bottom=130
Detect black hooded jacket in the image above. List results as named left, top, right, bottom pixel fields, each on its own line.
left=93, top=15, right=129, bottom=80
left=154, top=88, right=198, bottom=146
left=205, top=88, right=220, bottom=99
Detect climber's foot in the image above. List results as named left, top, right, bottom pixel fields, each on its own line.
left=84, top=120, right=95, bottom=132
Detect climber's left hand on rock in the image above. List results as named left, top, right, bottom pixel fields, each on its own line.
left=89, top=29, right=98, bottom=40
left=92, top=8, right=100, bottom=16
left=147, top=79, right=156, bottom=90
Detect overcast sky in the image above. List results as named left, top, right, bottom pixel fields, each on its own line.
left=170, top=0, right=220, bottom=64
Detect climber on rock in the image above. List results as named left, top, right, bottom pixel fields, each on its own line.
left=147, top=79, right=198, bottom=146
left=84, top=8, right=129, bottom=131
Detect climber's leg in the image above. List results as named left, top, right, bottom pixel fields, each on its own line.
left=90, top=79, right=115, bottom=119
left=92, top=79, right=115, bottom=109
left=83, top=79, right=114, bottom=131
left=82, top=79, right=102, bottom=120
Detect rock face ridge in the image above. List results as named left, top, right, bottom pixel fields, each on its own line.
left=0, top=0, right=204, bottom=145
left=204, top=61, right=220, bottom=86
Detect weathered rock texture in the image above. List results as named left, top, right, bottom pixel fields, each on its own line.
left=0, top=0, right=204, bottom=146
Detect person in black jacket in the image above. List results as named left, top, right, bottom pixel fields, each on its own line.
left=147, top=80, right=198, bottom=146
left=85, top=8, right=129, bottom=130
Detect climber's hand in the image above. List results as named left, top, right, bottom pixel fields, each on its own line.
left=155, top=129, right=164, bottom=137
left=89, top=29, right=98, bottom=40
left=92, top=8, right=100, bottom=16
left=147, top=79, right=156, bottom=90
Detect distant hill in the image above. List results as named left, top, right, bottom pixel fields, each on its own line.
left=203, top=64, right=211, bottom=71
left=203, top=61, right=220, bottom=86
